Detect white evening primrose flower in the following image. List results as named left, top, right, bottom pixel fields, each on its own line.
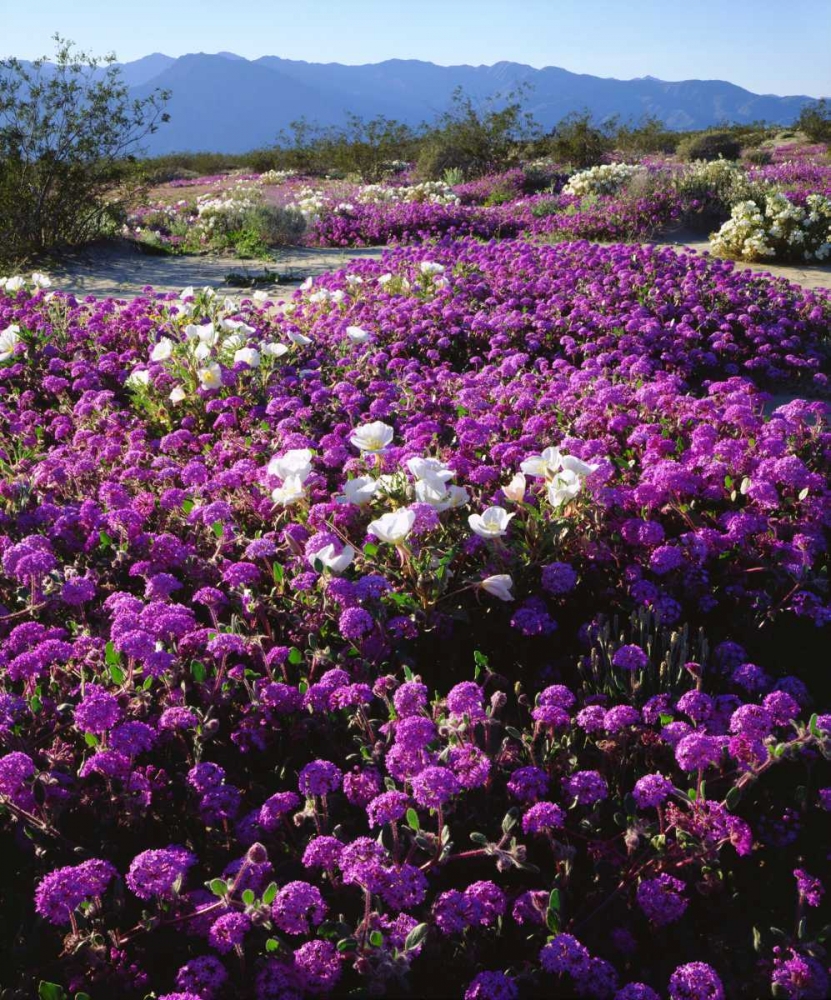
left=468, top=506, right=514, bottom=539
left=271, top=475, right=306, bottom=506
left=299, top=276, right=314, bottom=291
left=521, top=447, right=562, bottom=479
left=262, top=341, right=289, bottom=358
left=311, top=542, right=355, bottom=574
left=268, top=448, right=313, bottom=483
left=367, top=509, right=416, bottom=544
left=350, top=421, right=394, bottom=454
left=201, top=286, right=216, bottom=299
left=184, top=323, right=202, bottom=342
left=169, top=386, right=186, bottom=404
left=560, top=454, right=601, bottom=478
left=197, top=323, right=218, bottom=346
left=309, top=289, right=332, bottom=304
left=222, top=332, right=247, bottom=351
left=547, top=469, right=582, bottom=507
left=503, top=472, right=526, bottom=503
left=197, top=364, right=222, bottom=391
left=222, top=296, right=237, bottom=313
left=378, top=273, right=393, bottom=285
left=345, top=274, right=364, bottom=287
left=345, top=325, right=372, bottom=344
left=193, top=342, right=212, bottom=362
left=0, top=324, right=22, bottom=361
left=252, top=290, right=270, bottom=302
left=31, top=272, right=51, bottom=288
left=419, top=261, right=445, bottom=276
left=331, top=290, right=345, bottom=304
left=415, top=479, right=469, bottom=511
left=221, top=318, right=256, bottom=336
left=125, top=369, right=151, bottom=389
left=150, top=337, right=174, bottom=362
left=407, top=456, right=454, bottom=491
left=287, top=331, right=312, bottom=347
left=480, top=574, right=515, bottom=601
left=4, top=276, right=25, bottom=292
left=180, top=285, right=195, bottom=300
left=234, top=347, right=260, bottom=367
left=339, top=476, right=378, bottom=505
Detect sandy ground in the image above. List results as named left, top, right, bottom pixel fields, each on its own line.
left=42, top=241, right=387, bottom=301
left=41, top=234, right=831, bottom=301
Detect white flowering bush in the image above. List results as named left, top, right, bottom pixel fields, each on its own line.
left=357, top=180, right=460, bottom=205
left=258, top=169, right=296, bottom=185
left=562, top=162, right=643, bottom=197
left=710, top=191, right=831, bottom=262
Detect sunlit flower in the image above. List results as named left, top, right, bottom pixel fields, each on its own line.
left=271, top=475, right=307, bottom=506
left=350, top=421, right=394, bottom=453
left=287, top=331, right=312, bottom=346
left=560, top=455, right=601, bottom=478
left=419, top=261, right=445, bottom=275
left=169, top=386, right=186, bottom=404
left=547, top=470, right=582, bottom=507
left=367, top=509, right=416, bottom=544
left=30, top=272, right=51, bottom=288
left=346, top=326, right=372, bottom=343
left=234, top=347, right=260, bottom=367
left=197, top=364, right=223, bottom=391
left=407, top=457, right=454, bottom=491
left=480, top=575, right=515, bottom=601
left=262, top=342, right=289, bottom=358
left=311, top=543, right=355, bottom=574
left=521, top=447, right=562, bottom=479
left=150, top=337, right=174, bottom=362
left=125, top=369, right=150, bottom=389
left=468, top=506, right=514, bottom=538
left=0, top=324, right=22, bottom=362
left=503, top=472, right=526, bottom=503
left=339, top=476, right=378, bottom=505
left=268, top=449, right=313, bottom=483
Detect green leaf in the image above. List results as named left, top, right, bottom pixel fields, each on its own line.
left=38, top=985, right=66, bottom=1000
left=724, top=785, right=742, bottom=811
left=364, top=542, right=378, bottom=559
left=209, top=878, right=228, bottom=897
left=105, top=641, right=120, bottom=667
left=190, top=660, right=206, bottom=684
left=108, top=662, right=125, bottom=685
left=262, top=881, right=278, bottom=906
left=265, top=937, right=281, bottom=953
left=98, top=529, right=113, bottom=550
left=809, top=713, right=819, bottom=737
left=181, top=499, right=195, bottom=514
left=288, top=647, right=303, bottom=666
left=404, top=922, right=429, bottom=951
left=74, top=994, right=92, bottom=1000
left=210, top=520, right=224, bottom=540
left=369, top=930, right=384, bottom=947
left=242, top=888, right=255, bottom=906
left=406, top=808, right=420, bottom=832
left=337, top=937, right=358, bottom=953
left=548, top=888, right=561, bottom=912
left=504, top=726, right=523, bottom=740
left=273, top=562, right=284, bottom=585
left=84, top=732, right=99, bottom=748
left=502, top=809, right=518, bottom=834
left=469, top=832, right=488, bottom=846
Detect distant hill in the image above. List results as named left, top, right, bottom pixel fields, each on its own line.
left=11, top=52, right=819, bottom=153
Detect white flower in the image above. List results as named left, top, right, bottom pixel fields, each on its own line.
left=419, top=261, right=445, bottom=275
left=30, top=272, right=51, bottom=288
left=560, top=455, right=601, bottom=478
left=252, top=290, right=270, bottom=302
left=311, top=542, right=355, bottom=574
left=183, top=323, right=202, bottom=341
left=125, top=369, right=151, bottom=389
left=287, top=331, right=312, bottom=347
left=367, top=509, right=416, bottom=544
left=407, top=456, right=454, bottom=491
left=193, top=342, right=212, bottom=362
left=413, top=480, right=470, bottom=512
left=345, top=274, right=364, bottom=287
left=3, top=276, right=25, bottom=292
left=339, top=476, right=378, bottom=505
left=180, top=285, right=195, bottom=300
left=299, top=276, right=314, bottom=291
left=521, top=447, right=562, bottom=479
left=221, top=318, right=256, bottom=336
left=262, top=342, right=289, bottom=358
left=169, top=386, right=186, bottom=403
left=150, top=337, right=174, bottom=362
left=503, top=472, right=526, bottom=503
left=480, top=574, right=515, bottom=601
left=378, top=273, right=393, bottom=285
left=547, top=469, right=582, bottom=507
left=271, top=475, right=306, bottom=506
left=234, top=347, right=260, bottom=367
left=268, top=448, right=313, bottom=484
left=350, top=420, right=395, bottom=453
left=468, top=506, right=514, bottom=538
left=197, top=364, right=223, bottom=390
left=0, top=324, right=22, bottom=361
left=196, top=323, right=218, bottom=346
left=346, top=325, right=372, bottom=343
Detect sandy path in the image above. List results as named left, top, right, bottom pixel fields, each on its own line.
left=41, top=234, right=831, bottom=300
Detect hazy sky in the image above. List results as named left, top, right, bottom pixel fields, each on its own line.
left=4, top=0, right=830, bottom=97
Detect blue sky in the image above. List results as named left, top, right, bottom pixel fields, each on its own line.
left=5, top=0, right=830, bottom=96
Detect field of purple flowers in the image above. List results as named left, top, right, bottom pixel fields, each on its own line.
left=0, top=237, right=830, bottom=999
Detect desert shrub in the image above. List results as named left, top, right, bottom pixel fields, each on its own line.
left=794, top=98, right=831, bottom=144
left=745, top=149, right=773, bottom=166
left=677, top=130, right=742, bottom=162
left=547, top=111, right=616, bottom=169
left=416, top=85, right=539, bottom=180
left=710, top=190, right=831, bottom=261
left=0, top=36, right=169, bottom=265
left=614, top=114, right=679, bottom=155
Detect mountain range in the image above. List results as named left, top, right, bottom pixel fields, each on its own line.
left=26, top=52, right=824, bottom=154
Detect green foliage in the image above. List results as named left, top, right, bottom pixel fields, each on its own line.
left=795, top=98, right=831, bottom=144
left=615, top=114, right=679, bottom=156
left=415, top=84, right=540, bottom=179
left=0, top=34, right=169, bottom=266
left=546, top=110, right=617, bottom=169
left=677, top=130, right=742, bottom=162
